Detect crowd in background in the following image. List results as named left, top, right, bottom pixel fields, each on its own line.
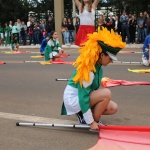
left=97, top=11, right=150, bottom=44
left=0, top=10, right=150, bottom=47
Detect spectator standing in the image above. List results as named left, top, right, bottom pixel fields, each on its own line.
left=106, top=14, right=115, bottom=31
left=33, top=24, right=41, bottom=45
left=61, top=17, right=70, bottom=45
left=137, top=12, right=145, bottom=43
left=9, top=21, right=13, bottom=43
left=114, top=15, right=121, bottom=34
left=12, top=22, right=19, bottom=43
left=28, top=21, right=34, bottom=45
left=0, top=24, right=4, bottom=46
left=40, top=20, right=46, bottom=40
left=4, top=22, right=10, bottom=46
left=9, top=21, right=13, bottom=35
left=67, top=18, right=75, bottom=44
left=27, top=16, right=32, bottom=28
left=129, top=15, right=137, bottom=44
left=74, top=0, right=99, bottom=46
left=75, top=17, right=80, bottom=34
left=120, top=11, right=130, bottom=44
left=147, top=16, right=150, bottom=35
left=20, top=21, right=27, bottom=45
left=17, top=19, right=22, bottom=43
left=46, top=16, right=55, bottom=36
left=143, top=11, right=148, bottom=39
left=97, top=14, right=106, bottom=29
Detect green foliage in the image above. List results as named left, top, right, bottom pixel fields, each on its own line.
left=0, top=0, right=29, bottom=26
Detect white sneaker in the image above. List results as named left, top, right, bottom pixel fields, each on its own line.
left=98, top=121, right=106, bottom=126
left=142, top=56, right=149, bottom=66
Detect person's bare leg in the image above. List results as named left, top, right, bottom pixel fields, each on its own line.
left=103, top=101, right=118, bottom=115
left=90, top=88, right=111, bottom=122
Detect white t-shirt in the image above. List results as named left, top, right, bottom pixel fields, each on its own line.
left=79, top=8, right=95, bottom=26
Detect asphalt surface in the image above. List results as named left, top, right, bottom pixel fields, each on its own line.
left=0, top=47, right=150, bottom=150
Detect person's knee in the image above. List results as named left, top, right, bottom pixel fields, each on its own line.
left=110, top=102, right=118, bottom=114
left=102, top=88, right=112, bottom=101
left=107, top=102, right=118, bottom=115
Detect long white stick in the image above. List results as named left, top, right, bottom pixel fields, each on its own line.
left=16, top=122, right=89, bottom=129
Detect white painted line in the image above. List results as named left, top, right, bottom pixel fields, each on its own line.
left=0, top=112, right=78, bottom=124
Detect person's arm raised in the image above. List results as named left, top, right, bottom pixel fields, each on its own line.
left=74, top=0, right=81, bottom=10
left=92, top=0, right=100, bottom=10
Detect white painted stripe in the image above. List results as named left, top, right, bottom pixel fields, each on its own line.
left=0, top=112, right=78, bottom=124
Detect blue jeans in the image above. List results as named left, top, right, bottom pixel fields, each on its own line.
left=121, top=25, right=130, bottom=43
left=137, top=28, right=144, bottom=43
left=34, top=34, right=40, bottom=44
left=62, top=31, right=69, bottom=44
left=21, top=34, right=26, bottom=45
left=144, top=28, right=147, bottom=39
left=69, top=30, right=74, bottom=43
left=29, top=34, right=34, bottom=45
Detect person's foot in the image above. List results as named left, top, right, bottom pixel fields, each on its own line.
left=49, top=58, right=53, bottom=63
left=98, top=120, right=106, bottom=126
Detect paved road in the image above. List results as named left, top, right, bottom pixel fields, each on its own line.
left=0, top=47, right=150, bottom=150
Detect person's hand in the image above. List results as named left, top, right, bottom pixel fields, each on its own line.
left=61, top=49, right=64, bottom=53
left=148, top=59, right=150, bottom=65
left=90, top=121, right=99, bottom=130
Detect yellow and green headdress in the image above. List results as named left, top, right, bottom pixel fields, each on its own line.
left=73, top=27, right=126, bottom=86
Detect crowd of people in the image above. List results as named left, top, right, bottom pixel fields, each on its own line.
left=96, top=11, right=150, bottom=44
left=0, top=16, right=55, bottom=47
left=0, top=11, right=150, bottom=47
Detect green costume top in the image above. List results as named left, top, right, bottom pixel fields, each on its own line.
left=44, top=39, right=61, bottom=61
left=4, top=26, right=10, bottom=33
left=11, top=39, right=18, bottom=50
left=61, top=63, right=103, bottom=124
left=4, top=26, right=10, bottom=46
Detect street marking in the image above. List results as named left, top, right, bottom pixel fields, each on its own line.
left=0, top=112, right=78, bottom=124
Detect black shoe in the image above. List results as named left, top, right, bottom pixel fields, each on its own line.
left=76, top=111, right=86, bottom=124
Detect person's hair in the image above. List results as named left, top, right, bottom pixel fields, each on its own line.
left=80, top=0, right=92, bottom=13
left=50, top=31, right=56, bottom=40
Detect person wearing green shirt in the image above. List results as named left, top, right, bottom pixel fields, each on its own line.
left=10, top=34, right=19, bottom=51
left=0, top=24, right=4, bottom=46
left=44, top=31, right=64, bottom=62
left=61, top=27, right=126, bottom=130
left=4, top=22, right=10, bottom=46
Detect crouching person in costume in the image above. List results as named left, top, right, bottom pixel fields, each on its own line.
left=142, top=34, right=150, bottom=66
left=40, top=36, right=50, bottom=56
left=61, top=27, right=126, bottom=130
left=10, top=34, right=19, bottom=51
left=44, top=31, right=64, bottom=62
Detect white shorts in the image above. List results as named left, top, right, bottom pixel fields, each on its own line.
left=63, top=85, right=80, bottom=115
left=49, top=51, right=58, bottom=58
left=0, top=33, right=4, bottom=38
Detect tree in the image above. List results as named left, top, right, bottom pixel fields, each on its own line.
left=0, top=0, right=29, bottom=25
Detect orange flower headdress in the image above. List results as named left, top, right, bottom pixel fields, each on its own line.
left=73, top=27, right=126, bottom=86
